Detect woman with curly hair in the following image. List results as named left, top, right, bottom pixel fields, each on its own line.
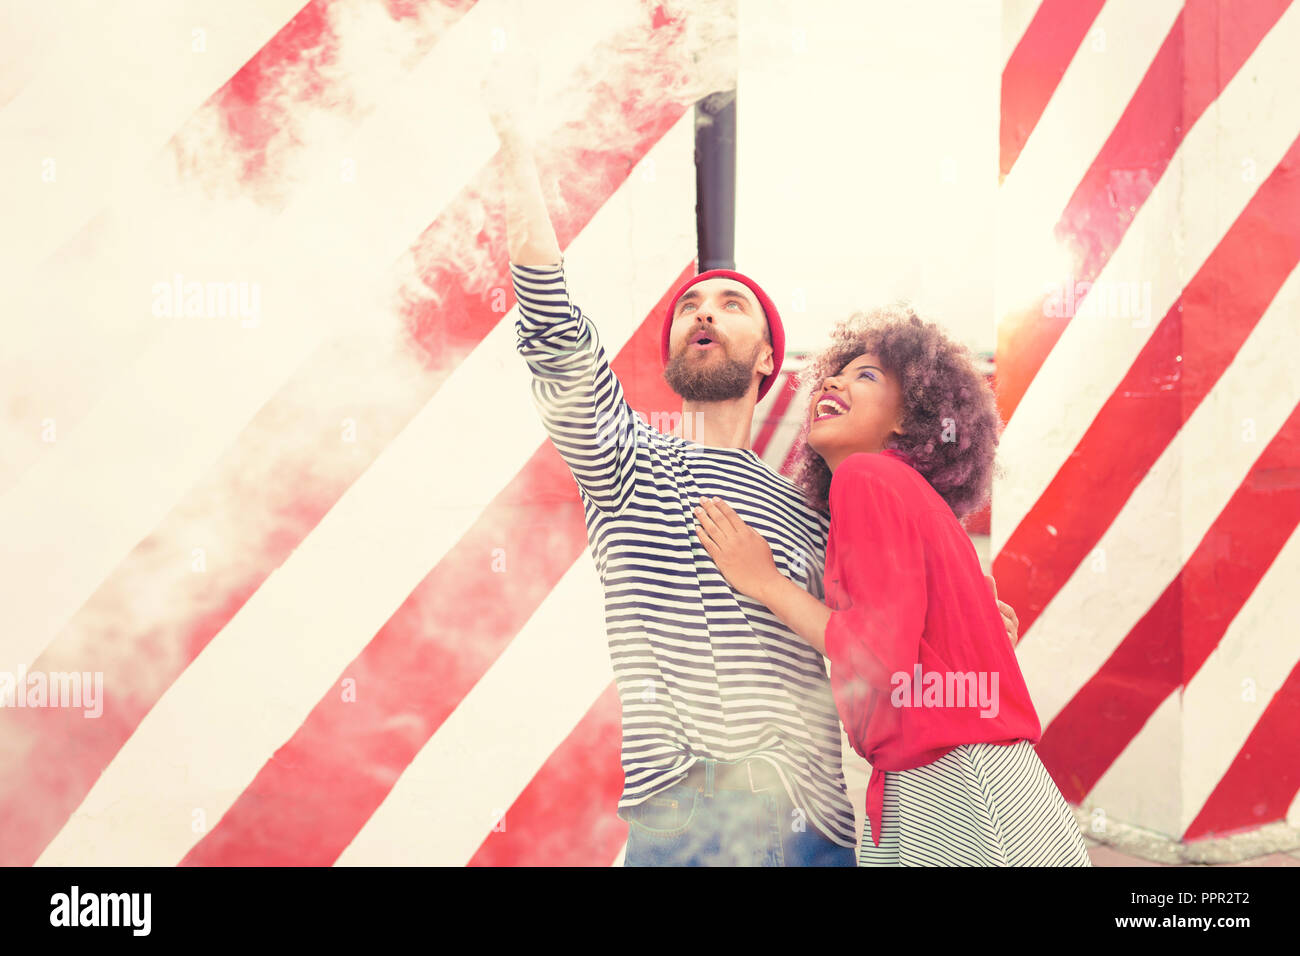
left=694, top=304, right=1092, bottom=866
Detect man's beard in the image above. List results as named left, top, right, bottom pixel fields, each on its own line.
left=663, top=341, right=762, bottom=402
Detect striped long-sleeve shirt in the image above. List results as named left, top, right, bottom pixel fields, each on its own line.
left=512, top=260, right=857, bottom=849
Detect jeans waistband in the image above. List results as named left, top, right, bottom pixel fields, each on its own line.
left=680, top=757, right=784, bottom=797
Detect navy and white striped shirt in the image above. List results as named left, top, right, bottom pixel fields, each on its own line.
left=512, top=261, right=857, bottom=849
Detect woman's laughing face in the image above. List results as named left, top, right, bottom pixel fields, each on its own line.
left=808, top=351, right=906, bottom=469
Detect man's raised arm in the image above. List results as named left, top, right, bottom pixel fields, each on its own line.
left=489, top=104, right=642, bottom=513
left=492, top=111, right=562, bottom=267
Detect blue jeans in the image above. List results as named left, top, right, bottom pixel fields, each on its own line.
left=622, top=759, right=856, bottom=867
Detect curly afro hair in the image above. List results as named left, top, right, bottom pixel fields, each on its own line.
left=789, top=302, right=1003, bottom=519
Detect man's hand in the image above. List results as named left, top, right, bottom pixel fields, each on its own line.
left=481, top=50, right=559, bottom=266
left=480, top=50, right=540, bottom=146
left=694, top=497, right=782, bottom=601
left=986, top=574, right=1020, bottom=648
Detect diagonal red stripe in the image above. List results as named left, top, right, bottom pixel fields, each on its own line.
left=999, top=0, right=1106, bottom=181
left=1184, top=658, right=1300, bottom=839
left=1036, top=398, right=1300, bottom=801
left=751, top=371, right=799, bottom=458
left=210, top=0, right=477, bottom=185
left=993, top=131, right=1300, bottom=639
left=778, top=420, right=807, bottom=478
left=468, top=683, right=627, bottom=866
left=996, top=0, right=1290, bottom=424
left=181, top=269, right=692, bottom=866
left=0, top=72, right=689, bottom=866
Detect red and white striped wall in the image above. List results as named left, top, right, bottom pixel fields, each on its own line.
left=994, top=0, right=1300, bottom=842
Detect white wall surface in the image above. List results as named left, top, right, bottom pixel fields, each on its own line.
left=736, top=0, right=1002, bottom=356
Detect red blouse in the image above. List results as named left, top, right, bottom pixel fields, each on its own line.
left=822, top=449, right=1042, bottom=846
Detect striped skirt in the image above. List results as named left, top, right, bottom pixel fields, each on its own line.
left=857, top=740, right=1092, bottom=866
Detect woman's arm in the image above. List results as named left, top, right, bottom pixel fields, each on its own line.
left=819, top=460, right=927, bottom=691
left=693, top=497, right=831, bottom=652
left=694, top=455, right=928, bottom=688
left=696, top=470, right=1020, bottom=662
left=756, top=574, right=833, bottom=655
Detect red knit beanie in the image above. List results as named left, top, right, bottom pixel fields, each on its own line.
left=660, top=269, right=785, bottom=402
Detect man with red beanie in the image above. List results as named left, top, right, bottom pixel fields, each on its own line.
left=660, top=268, right=786, bottom=407
left=488, top=92, right=1017, bottom=866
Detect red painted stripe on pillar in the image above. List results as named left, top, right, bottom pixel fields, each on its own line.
left=778, top=423, right=807, bottom=479
left=1000, top=0, right=1106, bottom=180
left=211, top=1, right=478, bottom=184
left=1184, top=658, right=1300, bottom=839
left=993, top=133, right=1300, bottom=638
left=181, top=270, right=692, bottom=866
left=1037, top=398, right=1300, bottom=801
left=112, top=0, right=481, bottom=220
left=468, top=683, right=627, bottom=866
left=752, top=371, right=799, bottom=458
